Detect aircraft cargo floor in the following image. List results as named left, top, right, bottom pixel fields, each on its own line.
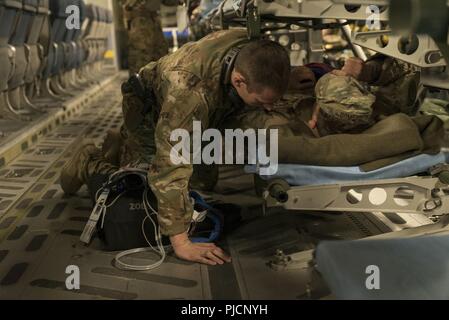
left=0, top=71, right=435, bottom=300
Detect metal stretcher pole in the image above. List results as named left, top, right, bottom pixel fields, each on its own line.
left=338, top=19, right=368, bottom=61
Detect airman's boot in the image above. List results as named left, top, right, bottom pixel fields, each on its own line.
left=60, top=142, right=101, bottom=195
left=102, top=129, right=123, bottom=166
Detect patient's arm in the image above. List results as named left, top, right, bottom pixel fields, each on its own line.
left=332, top=54, right=416, bottom=87
left=368, top=55, right=421, bottom=117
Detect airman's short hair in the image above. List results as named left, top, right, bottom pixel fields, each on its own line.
left=234, top=39, right=291, bottom=95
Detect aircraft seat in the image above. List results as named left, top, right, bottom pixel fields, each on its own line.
left=47, top=0, right=75, bottom=96
left=0, top=0, right=32, bottom=120
left=8, top=0, right=38, bottom=89
left=24, top=0, right=50, bottom=87
left=59, top=0, right=86, bottom=90
left=8, top=0, right=48, bottom=115
left=70, top=0, right=86, bottom=70
left=25, top=0, right=50, bottom=100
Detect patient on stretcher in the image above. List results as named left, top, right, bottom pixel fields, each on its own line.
left=226, top=54, right=444, bottom=172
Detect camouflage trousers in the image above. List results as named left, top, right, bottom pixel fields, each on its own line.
left=76, top=118, right=219, bottom=193
left=76, top=107, right=157, bottom=184
left=127, top=13, right=168, bottom=75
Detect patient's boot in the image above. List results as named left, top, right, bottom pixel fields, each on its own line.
left=60, top=142, right=118, bottom=195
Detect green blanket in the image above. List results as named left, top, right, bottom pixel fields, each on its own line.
left=276, top=113, right=444, bottom=172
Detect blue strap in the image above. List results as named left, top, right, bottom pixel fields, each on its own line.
left=191, top=212, right=222, bottom=243
left=189, top=190, right=215, bottom=211
left=189, top=191, right=222, bottom=243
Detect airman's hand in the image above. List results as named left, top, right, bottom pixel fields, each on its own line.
left=170, top=232, right=232, bottom=266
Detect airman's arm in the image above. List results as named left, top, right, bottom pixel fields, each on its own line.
left=147, top=71, right=231, bottom=265
left=147, top=71, right=207, bottom=237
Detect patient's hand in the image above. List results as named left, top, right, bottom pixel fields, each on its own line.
left=332, top=57, right=364, bottom=79
left=308, top=104, right=320, bottom=130
left=308, top=118, right=317, bottom=130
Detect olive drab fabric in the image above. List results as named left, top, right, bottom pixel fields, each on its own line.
left=274, top=113, right=444, bottom=172
left=122, top=0, right=172, bottom=75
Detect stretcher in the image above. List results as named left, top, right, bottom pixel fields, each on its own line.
left=249, top=152, right=449, bottom=297
left=245, top=152, right=449, bottom=219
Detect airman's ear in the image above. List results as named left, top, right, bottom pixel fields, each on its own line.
left=231, top=71, right=246, bottom=88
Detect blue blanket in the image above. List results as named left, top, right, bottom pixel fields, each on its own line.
left=245, top=153, right=449, bottom=186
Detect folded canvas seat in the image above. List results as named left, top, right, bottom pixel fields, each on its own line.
left=315, top=233, right=449, bottom=299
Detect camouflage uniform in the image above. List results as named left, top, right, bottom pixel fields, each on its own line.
left=315, top=73, right=376, bottom=135
left=189, top=0, right=222, bottom=40
left=123, top=0, right=177, bottom=75
left=68, top=30, right=250, bottom=237
left=316, top=56, right=421, bottom=135
left=229, top=55, right=421, bottom=138
left=367, top=55, right=422, bottom=117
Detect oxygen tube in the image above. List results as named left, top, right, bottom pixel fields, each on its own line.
left=114, top=184, right=168, bottom=271
left=80, top=168, right=222, bottom=271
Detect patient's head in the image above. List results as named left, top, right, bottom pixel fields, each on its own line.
left=312, top=73, right=376, bottom=135
left=288, top=66, right=317, bottom=92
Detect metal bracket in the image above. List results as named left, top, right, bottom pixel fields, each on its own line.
left=264, top=176, right=449, bottom=217
left=213, top=0, right=449, bottom=69
left=215, top=0, right=389, bottom=28
left=268, top=249, right=312, bottom=271
left=246, top=4, right=261, bottom=39
left=353, top=31, right=447, bottom=68
left=429, top=163, right=449, bottom=185
left=246, top=0, right=390, bottom=21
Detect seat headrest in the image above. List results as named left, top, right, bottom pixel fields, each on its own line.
left=93, top=5, right=101, bottom=21
left=49, top=0, right=70, bottom=18
left=106, top=10, right=114, bottom=23
left=0, top=0, right=23, bottom=9
left=23, top=0, right=38, bottom=12
left=37, top=0, right=49, bottom=14
left=78, top=0, right=86, bottom=20
left=85, top=4, right=94, bottom=19
left=98, top=7, right=106, bottom=22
